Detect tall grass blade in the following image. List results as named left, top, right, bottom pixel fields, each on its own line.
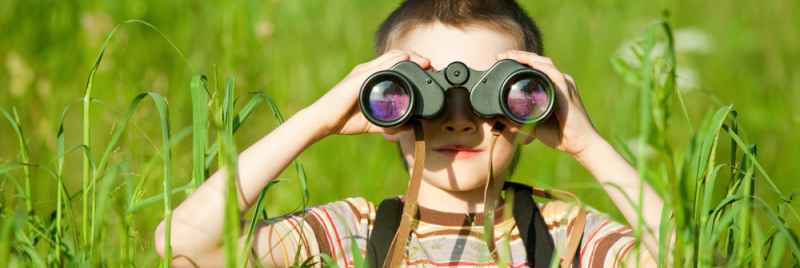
left=205, top=91, right=277, bottom=168
left=53, top=106, right=69, bottom=265
left=93, top=91, right=177, bottom=266
left=0, top=210, right=24, bottom=266
left=92, top=163, right=121, bottom=262
left=78, top=19, right=190, bottom=257
left=1, top=107, right=32, bottom=214
left=191, top=75, right=210, bottom=189
left=143, top=92, right=175, bottom=268
left=218, top=77, right=241, bottom=268
left=240, top=180, right=280, bottom=268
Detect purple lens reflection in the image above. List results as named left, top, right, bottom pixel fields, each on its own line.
left=506, top=78, right=549, bottom=121
left=367, top=80, right=410, bottom=122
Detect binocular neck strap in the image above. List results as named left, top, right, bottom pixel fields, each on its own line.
left=481, top=122, right=507, bottom=262
left=384, top=122, right=510, bottom=267
left=384, top=121, right=426, bottom=268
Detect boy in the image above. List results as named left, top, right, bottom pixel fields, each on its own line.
left=155, top=0, right=665, bottom=267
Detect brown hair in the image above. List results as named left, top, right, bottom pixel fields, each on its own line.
left=374, top=0, right=544, bottom=55
left=377, top=0, right=539, bottom=176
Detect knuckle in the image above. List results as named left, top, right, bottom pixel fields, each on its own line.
left=517, top=50, right=535, bottom=58
left=564, top=74, right=575, bottom=83
left=508, top=50, right=524, bottom=58
left=352, top=63, right=366, bottom=72
left=385, top=49, right=406, bottom=57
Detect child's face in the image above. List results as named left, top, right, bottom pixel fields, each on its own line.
left=385, top=21, right=533, bottom=192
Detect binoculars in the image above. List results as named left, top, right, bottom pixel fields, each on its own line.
left=358, top=59, right=555, bottom=128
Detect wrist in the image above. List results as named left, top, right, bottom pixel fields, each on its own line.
left=571, top=132, right=609, bottom=164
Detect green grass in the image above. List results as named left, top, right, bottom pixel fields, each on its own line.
left=609, top=17, right=800, bottom=267
left=0, top=1, right=799, bottom=267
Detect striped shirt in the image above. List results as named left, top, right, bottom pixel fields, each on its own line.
left=262, top=196, right=640, bottom=267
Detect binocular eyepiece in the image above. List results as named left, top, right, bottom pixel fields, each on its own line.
left=358, top=59, right=555, bottom=128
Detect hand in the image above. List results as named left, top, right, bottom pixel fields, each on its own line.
left=496, top=50, right=602, bottom=157
left=498, top=52, right=667, bottom=261
left=304, top=50, right=431, bottom=139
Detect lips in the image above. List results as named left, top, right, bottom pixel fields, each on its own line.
left=433, top=144, right=483, bottom=160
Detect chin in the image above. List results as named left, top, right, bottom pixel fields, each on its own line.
left=402, top=143, right=516, bottom=192
left=422, top=168, right=490, bottom=192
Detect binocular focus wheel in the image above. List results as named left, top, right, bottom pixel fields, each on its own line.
left=444, top=62, right=469, bottom=86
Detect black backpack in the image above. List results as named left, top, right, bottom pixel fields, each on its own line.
left=365, top=181, right=584, bottom=268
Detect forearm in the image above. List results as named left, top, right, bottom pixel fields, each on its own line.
left=573, top=134, right=665, bottom=257
left=155, top=107, right=327, bottom=258
left=167, top=222, right=295, bottom=268
left=213, top=107, right=327, bottom=208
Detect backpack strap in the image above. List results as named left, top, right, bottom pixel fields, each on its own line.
left=366, top=183, right=586, bottom=268
left=366, top=197, right=404, bottom=268
left=504, top=181, right=555, bottom=268
left=526, top=183, right=587, bottom=268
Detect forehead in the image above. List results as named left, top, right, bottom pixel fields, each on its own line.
left=390, top=21, right=520, bottom=71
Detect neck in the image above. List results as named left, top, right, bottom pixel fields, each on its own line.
left=415, top=178, right=504, bottom=214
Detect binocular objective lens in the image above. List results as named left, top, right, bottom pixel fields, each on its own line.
left=367, top=79, right=411, bottom=122
left=506, top=77, right=550, bottom=121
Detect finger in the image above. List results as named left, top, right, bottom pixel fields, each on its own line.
left=406, top=50, right=431, bottom=69
left=378, top=124, right=412, bottom=141
left=562, top=73, right=592, bottom=122
left=369, top=50, right=411, bottom=70
left=498, top=52, right=560, bottom=77
left=347, top=53, right=408, bottom=81
left=353, top=50, right=408, bottom=74
left=532, top=64, right=571, bottom=125
left=381, top=123, right=411, bottom=135
left=378, top=49, right=407, bottom=61
left=501, top=54, right=571, bottom=101
left=373, top=50, right=430, bottom=71
left=497, top=50, right=553, bottom=65
left=528, top=63, right=568, bottom=90
left=564, top=74, right=577, bottom=87
left=371, top=49, right=430, bottom=70
left=497, top=51, right=565, bottom=88
left=352, top=51, right=397, bottom=72
left=563, top=74, right=584, bottom=102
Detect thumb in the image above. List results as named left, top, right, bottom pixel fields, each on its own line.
left=381, top=124, right=412, bottom=141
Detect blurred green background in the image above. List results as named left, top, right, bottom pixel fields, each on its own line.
left=0, top=0, right=798, bottom=259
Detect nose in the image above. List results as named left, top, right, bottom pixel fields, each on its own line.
left=440, top=89, right=478, bottom=134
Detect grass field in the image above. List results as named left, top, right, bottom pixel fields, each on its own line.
left=0, top=1, right=798, bottom=267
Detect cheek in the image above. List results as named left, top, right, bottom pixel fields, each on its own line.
left=397, top=134, right=417, bottom=163
left=483, top=131, right=520, bottom=180
left=493, top=140, right=518, bottom=175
